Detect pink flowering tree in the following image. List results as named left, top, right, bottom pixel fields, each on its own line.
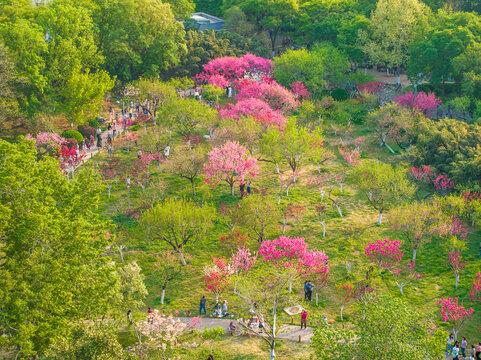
left=290, top=81, right=311, bottom=99
left=203, top=257, right=235, bottom=303
left=364, top=237, right=404, bottom=275
left=437, top=297, right=474, bottom=340
left=307, top=174, right=329, bottom=202
left=219, top=98, right=287, bottom=129
left=448, top=251, right=468, bottom=290
left=357, top=82, right=384, bottom=95
left=338, top=137, right=365, bottom=167
left=469, top=272, right=481, bottom=302
left=197, top=54, right=272, bottom=84
left=235, top=79, right=298, bottom=114
left=410, top=165, right=455, bottom=200
left=335, top=282, right=355, bottom=321
left=26, top=132, right=67, bottom=158
left=258, top=236, right=329, bottom=293
left=130, top=309, right=188, bottom=359
left=231, top=247, right=257, bottom=274
left=204, top=141, right=259, bottom=195
left=394, top=92, right=442, bottom=117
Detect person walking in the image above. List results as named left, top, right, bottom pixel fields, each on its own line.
left=452, top=341, right=460, bottom=360
left=476, top=342, right=481, bottom=360
left=300, top=310, right=307, bottom=329
left=303, top=281, right=308, bottom=301
left=222, top=300, right=229, bottom=317
left=240, top=182, right=245, bottom=199
left=306, top=281, right=314, bottom=301
left=127, top=309, right=133, bottom=324
left=199, top=296, right=207, bottom=315
left=113, top=123, right=117, bottom=139
left=247, top=182, right=252, bottom=195
left=462, top=337, right=468, bottom=358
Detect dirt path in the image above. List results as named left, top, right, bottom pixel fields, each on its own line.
left=175, top=317, right=314, bottom=343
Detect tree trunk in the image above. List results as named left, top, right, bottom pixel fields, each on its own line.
left=108, top=185, right=112, bottom=199
left=316, top=293, right=318, bottom=306
left=377, top=211, right=383, bottom=226
left=286, top=186, right=290, bottom=197
left=275, top=163, right=280, bottom=174
left=191, top=180, right=196, bottom=196
left=455, top=274, right=459, bottom=290
left=321, top=221, right=326, bottom=238
left=320, top=191, right=325, bottom=202
left=340, top=182, right=343, bottom=192
left=215, top=293, right=219, bottom=303
left=282, top=219, right=286, bottom=235
left=270, top=343, right=276, bottom=360
left=161, top=288, right=165, bottom=305
left=384, top=142, right=395, bottom=154
left=453, top=329, right=458, bottom=341
left=277, top=194, right=281, bottom=205
left=317, top=163, right=321, bottom=174
left=179, top=251, right=187, bottom=266
left=335, top=204, right=343, bottom=218
left=340, top=305, right=344, bottom=321
left=412, top=248, right=417, bottom=263
left=292, top=171, right=296, bottom=183
left=288, top=279, right=292, bottom=293
left=230, top=183, right=234, bottom=196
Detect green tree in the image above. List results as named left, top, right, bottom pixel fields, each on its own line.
left=139, top=198, right=215, bottom=265
left=170, top=29, right=235, bottom=78
left=223, top=0, right=299, bottom=55
left=161, top=98, right=218, bottom=136
left=0, top=139, right=123, bottom=356
left=312, top=295, right=446, bottom=360
left=274, top=46, right=349, bottom=97
left=0, top=43, right=23, bottom=133
left=408, top=117, right=481, bottom=189
left=351, top=160, right=415, bottom=225
left=408, top=10, right=481, bottom=95
left=359, top=0, right=429, bottom=69
left=262, top=118, right=324, bottom=182
left=92, top=0, right=186, bottom=82
left=43, top=323, right=129, bottom=360
left=237, top=193, right=280, bottom=243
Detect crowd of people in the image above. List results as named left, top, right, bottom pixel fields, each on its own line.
left=446, top=333, right=481, bottom=360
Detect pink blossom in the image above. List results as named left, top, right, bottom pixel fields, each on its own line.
left=437, top=297, right=473, bottom=338
left=357, top=82, right=384, bottom=94
left=469, top=272, right=481, bottom=302
left=204, top=141, right=259, bottom=194
left=394, top=92, right=442, bottom=117
left=231, top=248, right=257, bottom=273
left=235, top=79, right=298, bottom=114
left=290, top=81, right=311, bottom=99
left=365, top=237, right=404, bottom=271
left=218, top=98, right=287, bottom=129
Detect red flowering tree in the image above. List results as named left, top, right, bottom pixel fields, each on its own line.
left=364, top=237, right=404, bottom=275
left=437, top=297, right=474, bottom=340
left=394, top=92, right=442, bottom=117
left=204, top=141, right=259, bottom=195
left=258, top=236, right=329, bottom=292
left=220, top=230, right=249, bottom=253
left=203, top=257, right=235, bottom=303
left=335, top=282, right=355, bottom=320
left=290, top=81, right=311, bottom=99
left=411, top=165, right=455, bottom=200
left=448, top=251, right=468, bottom=290
left=218, top=98, right=287, bottom=129
left=338, top=137, right=365, bottom=167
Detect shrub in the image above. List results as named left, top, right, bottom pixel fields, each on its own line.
left=65, top=138, right=78, bottom=148
left=416, top=84, right=434, bottom=93
left=62, top=130, right=84, bottom=144
left=77, top=125, right=96, bottom=140
left=88, top=119, right=99, bottom=128
left=331, top=88, right=349, bottom=101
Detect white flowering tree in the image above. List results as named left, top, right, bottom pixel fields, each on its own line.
left=130, top=310, right=188, bottom=360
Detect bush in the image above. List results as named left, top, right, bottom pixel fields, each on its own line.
left=62, top=130, right=84, bottom=144
left=77, top=125, right=96, bottom=140
left=65, top=138, right=78, bottom=148
left=88, top=119, right=99, bottom=128
left=130, top=124, right=140, bottom=131
left=416, top=84, right=434, bottom=93
left=331, top=88, right=349, bottom=101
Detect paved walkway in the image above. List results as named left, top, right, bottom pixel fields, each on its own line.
left=176, top=317, right=314, bottom=343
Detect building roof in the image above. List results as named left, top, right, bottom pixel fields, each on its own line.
left=190, top=12, right=224, bottom=24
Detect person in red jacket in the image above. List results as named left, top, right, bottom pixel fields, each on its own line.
left=300, top=310, right=308, bottom=329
